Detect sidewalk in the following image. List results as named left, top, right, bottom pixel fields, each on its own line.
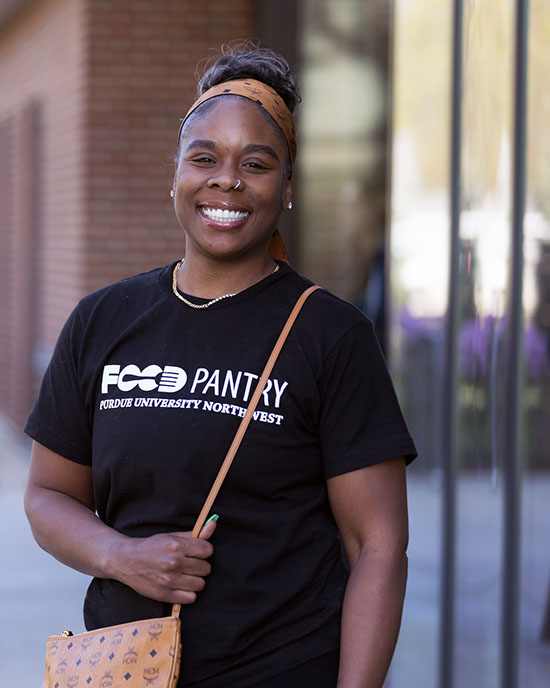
left=0, top=415, right=90, bottom=688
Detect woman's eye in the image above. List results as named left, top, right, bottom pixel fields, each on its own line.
left=244, top=161, right=268, bottom=170
left=191, top=156, right=215, bottom=164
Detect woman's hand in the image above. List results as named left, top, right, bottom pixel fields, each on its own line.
left=25, top=442, right=216, bottom=605
left=110, top=520, right=217, bottom=604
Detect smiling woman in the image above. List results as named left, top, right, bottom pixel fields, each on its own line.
left=173, top=98, right=291, bottom=286
left=171, top=70, right=297, bottom=299
left=23, top=42, right=417, bottom=688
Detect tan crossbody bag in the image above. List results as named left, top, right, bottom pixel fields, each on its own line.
left=42, top=285, right=320, bottom=688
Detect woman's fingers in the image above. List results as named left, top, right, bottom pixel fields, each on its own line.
left=167, top=531, right=214, bottom=560
left=198, top=515, right=218, bottom=540
left=115, top=528, right=217, bottom=604
left=160, top=546, right=212, bottom=577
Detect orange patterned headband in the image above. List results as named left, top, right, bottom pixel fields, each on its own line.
left=177, top=78, right=297, bottom=165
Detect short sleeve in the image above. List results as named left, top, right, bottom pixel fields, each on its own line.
left=23, top=305, right=93, bottom=464
left=319, top=319, right=417, bottom=478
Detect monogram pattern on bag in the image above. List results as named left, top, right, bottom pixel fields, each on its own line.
left=43, top=618, right=181, bottom=688
left=55, top=659, right=68, bottom=675
left=123, top=648, right=138, bottom=664
left=143, top=667, right=160, bottom=685
left=89, top=651, right=103, bottom=667
left=148, top=623, right=163, bottom=641
left=111, top=630, right=124, bottom=645
left=99, top=672, right=113, bottom=688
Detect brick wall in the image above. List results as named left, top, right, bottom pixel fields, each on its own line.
left=0, top=0, right=256, bottom=427
left=0, top=117, right=16, bottom=422
left=5, top=104, right=41, bottom=425
left=83, top=0, right=256, bottom=293
left=0, top=0, right=88, bottom=426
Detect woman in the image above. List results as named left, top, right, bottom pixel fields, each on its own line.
left=24, top=44, right=417, bottom=687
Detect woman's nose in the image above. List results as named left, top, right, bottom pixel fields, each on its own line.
left=207, top=164, right=242, bottom=191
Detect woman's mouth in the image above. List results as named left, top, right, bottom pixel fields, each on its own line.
left=199, top=205, right=250, bottom=226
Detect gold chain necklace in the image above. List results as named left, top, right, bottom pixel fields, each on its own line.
left=172, top=259, right=279, bottom=309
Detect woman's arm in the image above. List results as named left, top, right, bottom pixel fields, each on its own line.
left=327, top=457, right=409, bottom=688
left=24, top=441, right=216, bottom=604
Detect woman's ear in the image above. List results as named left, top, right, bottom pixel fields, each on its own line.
left=172, top=150, right=181, bottom=190
left=171, top=171, right=177, bottom=199
left=282, top=178, right=292, bottom=210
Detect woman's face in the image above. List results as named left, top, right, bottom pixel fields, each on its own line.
left=174, top=98, right=291, bottom=263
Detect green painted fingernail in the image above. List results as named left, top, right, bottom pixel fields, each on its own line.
left=205, top=514, right=219, bottom=524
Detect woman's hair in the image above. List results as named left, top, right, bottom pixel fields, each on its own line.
left=196, top=40, right=301, bottom=115
left=177, top=41, right=300, bottom=177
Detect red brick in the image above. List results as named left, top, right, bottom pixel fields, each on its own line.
left=0, top=0, right=256, bottom=425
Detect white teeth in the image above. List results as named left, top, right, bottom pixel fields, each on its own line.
left=201, top=207, right=249, bottom=222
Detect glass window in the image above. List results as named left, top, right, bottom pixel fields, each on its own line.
left=453, top=2, right=514, bottom=686
left=387, top=2, right=453, bottom=686
left=297, top=0, right=392, bottom=347
left=520, top=1, right=550, bottom=685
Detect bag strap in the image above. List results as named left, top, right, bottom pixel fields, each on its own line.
left=171, top=284, right=320, bottom=618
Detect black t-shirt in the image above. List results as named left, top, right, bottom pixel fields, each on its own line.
left=24, top=261, right=417, bottom=687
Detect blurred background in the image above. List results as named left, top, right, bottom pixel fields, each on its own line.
left=0, top=0, right=548, bottom=686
